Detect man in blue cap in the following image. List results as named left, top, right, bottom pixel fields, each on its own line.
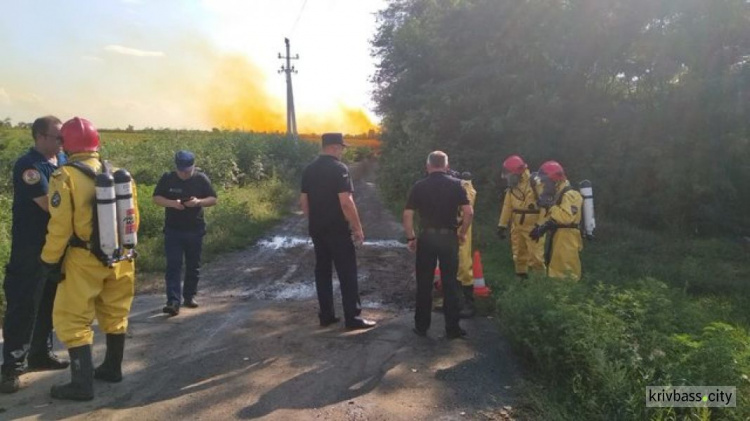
left=153, top=150, right=218, bottom=316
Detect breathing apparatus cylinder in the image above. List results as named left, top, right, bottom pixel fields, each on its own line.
left=114, top=169, right=137, bottom=249
left=579, top=180, right=596, bottom=239
left=95, top=167, right=119, bottom=259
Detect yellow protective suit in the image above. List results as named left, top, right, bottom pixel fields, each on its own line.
left=457, top=179, right=476, bottom=287
left=498, top=169, right=545, bottom=275
left=41, top=152, right=139, bottom=348
left=539, top=181, right=583, bottom=280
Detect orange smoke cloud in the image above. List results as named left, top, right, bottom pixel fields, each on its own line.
left=205, top=55, right=285, bottom=131
left=203, top=54, right=378, bottom=134
left=295, top=105, right=378, bottom=135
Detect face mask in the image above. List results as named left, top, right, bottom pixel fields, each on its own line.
left=503, top=172, right=520, bottom=188
left=538, top=177, right=557, bottom=207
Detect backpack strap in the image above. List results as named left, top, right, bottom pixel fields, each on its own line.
left=65, top=161, right=97, bottom=179
left=64, top=160, right=110, bottom=265
left=556, top=185, right=574, bottom=206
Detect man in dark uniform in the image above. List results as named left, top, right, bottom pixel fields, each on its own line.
left=300, top=133, right=376, bottom=330
left=153, top=150, right=218, bottom=316
left=403, top=151, right=473, bottom=339
left=2, top=116, right=70, bottom=393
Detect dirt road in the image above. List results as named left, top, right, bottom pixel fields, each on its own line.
left=1, top=160, right=520, bottom=420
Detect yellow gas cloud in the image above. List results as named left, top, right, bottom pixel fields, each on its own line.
left=205, top=55, right=286, bottom=132
left=204, top=54, right=378, bottom=134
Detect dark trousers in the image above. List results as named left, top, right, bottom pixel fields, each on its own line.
left=311, top=233, right=361, bottom=322
left=164, top=227, right=205, bottom=305
left=2, top=258, right=57, bottom=375
left=415, top=232, right=461, bottom=333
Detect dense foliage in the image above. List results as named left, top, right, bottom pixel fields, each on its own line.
left=373, top=1, right=750, bottom=419
left=373, top=0, right=750, bottom=234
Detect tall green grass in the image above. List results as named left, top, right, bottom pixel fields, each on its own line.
left=470, top=185, right=750, bottom=420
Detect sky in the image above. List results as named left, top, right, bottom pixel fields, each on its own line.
left=0, top=0, right=388, bottom=133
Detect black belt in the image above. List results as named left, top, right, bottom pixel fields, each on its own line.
left=512, top=209, right=539, bottom=225
left=512, top=209, right=540, bottom=214
left=68, top=235, right=90, bottom=250
left=422, top=227, right=455, bottom=234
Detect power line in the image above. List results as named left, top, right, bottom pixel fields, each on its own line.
left=288, top=0, right=308, bottom=36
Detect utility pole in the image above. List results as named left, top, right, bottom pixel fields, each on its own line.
left=278, top=38, right=299, bottom=139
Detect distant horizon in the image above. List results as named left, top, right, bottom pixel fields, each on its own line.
left=0, top=118, right=381, bottom=138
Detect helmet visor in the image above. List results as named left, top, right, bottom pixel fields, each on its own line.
left=537, top=175, right=557, bottom=207
left=502, top=171, right=520, bottom=187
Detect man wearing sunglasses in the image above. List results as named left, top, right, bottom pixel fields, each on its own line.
left=1, top=116, right=69, bottom=394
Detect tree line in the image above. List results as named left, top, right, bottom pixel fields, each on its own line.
left=372, top=0, right=750, bottom=235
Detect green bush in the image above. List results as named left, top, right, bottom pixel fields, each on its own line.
left=499, top=276, right=750, bottom=420
left=460, top=210, right=750, bottom=420
left=343, top=146, right=375, bottom=162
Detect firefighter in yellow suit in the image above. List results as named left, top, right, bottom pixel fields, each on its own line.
left=40, top=117, right=139, bottom=401
left=457, top=173, right=476, bottom=318
left=497, top=155, right=545, bottom=279
left=530, top=160, right=583, bottom=280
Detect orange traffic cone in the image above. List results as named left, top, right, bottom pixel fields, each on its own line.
left=472, top=250, right=491, bottom=297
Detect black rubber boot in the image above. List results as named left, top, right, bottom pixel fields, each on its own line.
left=50, top=345, right=94, bottom=401
left=459, top=286, right=476, bottom=319
left=94, top=334, right=125, bottom=383
left=0, top=372, right=20, bottom=394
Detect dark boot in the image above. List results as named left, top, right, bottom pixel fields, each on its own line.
left=459, top=286, right=476, bottom=319
left=0, top=372, right=20, bottom=394
left=94, top=334, right=125, bottom=383
left=27, top=351, right=70, bottom=371
left=50, top=345, right=94, bottom=401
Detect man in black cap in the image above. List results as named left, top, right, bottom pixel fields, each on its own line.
left=300, top=133, right=375, bottom=330
left=403, top=151, right=473, bottom=339
left=153, top=150, right=218, bottom=316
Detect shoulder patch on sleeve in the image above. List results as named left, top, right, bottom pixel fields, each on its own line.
left=22, top=169, right=41, bottom=185
left=51, top=191, right=61, bottom=208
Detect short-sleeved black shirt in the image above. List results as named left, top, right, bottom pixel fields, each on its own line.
left=405, top=171, right=469, bottom=230
left=10, top=148, right=66, bottom=257
left=300, top=155, right=353, bottom=237
left=153, top=170, right=217, bottom=231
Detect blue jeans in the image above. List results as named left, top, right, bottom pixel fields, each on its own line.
left=164, top=227, right=205, bottom=305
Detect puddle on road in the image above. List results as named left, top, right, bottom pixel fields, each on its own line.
left=258, top=236, right=404, bottom=250
left=362, top=300, right=385, bottom=309
left=245, top=278, right=389, bottom=307
left=362, top=240, right=404, bottom=248
left=257, top=236, right=311, bottom=249
left=271, top=283, right=317, bottom=300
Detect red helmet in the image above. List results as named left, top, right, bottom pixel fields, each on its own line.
left=539, top=160, right=566, bottom=181
left=502, top=155, right=527, bottom=175
left=61, top=117, right=99, bottom=153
